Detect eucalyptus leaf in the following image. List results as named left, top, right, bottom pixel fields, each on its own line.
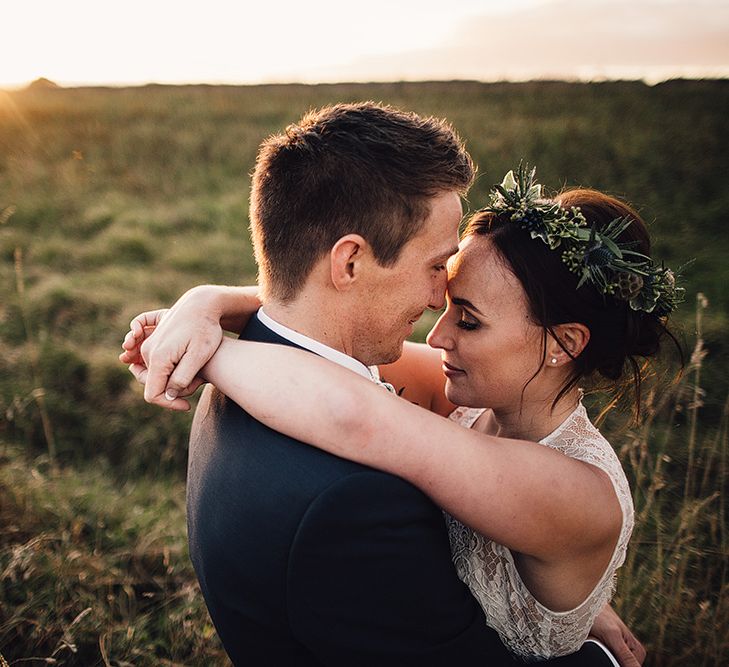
left=502, top=170, right=517, bottom=191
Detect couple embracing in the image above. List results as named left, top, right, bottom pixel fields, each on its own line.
left=121, top=103, right=680, bottom=665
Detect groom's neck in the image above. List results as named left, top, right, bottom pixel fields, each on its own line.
left=262, top=295, right=356, bottom=359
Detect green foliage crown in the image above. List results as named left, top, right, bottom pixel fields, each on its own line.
left=483, top=164, right=684, bottom=317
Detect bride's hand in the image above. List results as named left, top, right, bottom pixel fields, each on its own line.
left=127, top=358, right=205, bottom=411
left=119, top=307, right=203, bottom=411
left=589, top=603, right=646, bottom=666
left=120, top=284, right=261, bottom=411
left=120, top=286, right=229, bottom=410
left=119, top=308, right=169, bottom=366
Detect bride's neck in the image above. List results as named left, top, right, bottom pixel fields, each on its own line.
left=477, top=389, right=582, bottom=442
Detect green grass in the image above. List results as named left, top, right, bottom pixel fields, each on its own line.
left=0, top=447, right=228, bottom=666
left=0, top=80, right=727, bottom=664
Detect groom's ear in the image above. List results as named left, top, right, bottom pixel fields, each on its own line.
left=330, top=234, right=370, bottom=291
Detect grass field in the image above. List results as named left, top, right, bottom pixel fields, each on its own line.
left=0, top=80, right=727, bottom=665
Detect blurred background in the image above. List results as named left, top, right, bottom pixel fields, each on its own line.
left=1, top=1, right=727, bottom=664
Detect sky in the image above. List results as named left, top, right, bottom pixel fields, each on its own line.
left=2, top=0, right=728, bottom=87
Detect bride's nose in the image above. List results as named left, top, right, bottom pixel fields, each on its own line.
left=426, top=310, right=454, bottom=350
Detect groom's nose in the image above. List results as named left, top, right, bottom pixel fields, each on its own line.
left=427, top=271, right=448, bottom=310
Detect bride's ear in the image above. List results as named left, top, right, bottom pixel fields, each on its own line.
left=330, top=234, right=369, bottom=291
left=546, top=323, right=591, bottom=366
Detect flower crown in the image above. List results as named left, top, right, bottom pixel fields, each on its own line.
left=481, top=164, right=684, bottom=317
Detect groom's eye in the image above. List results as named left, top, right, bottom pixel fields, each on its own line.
left=434, top=264, right=446, bottom=272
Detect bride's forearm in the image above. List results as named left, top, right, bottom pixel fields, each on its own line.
left=201, top=337, right=376, bottom=449
left=185, top=284, right=261, bottom=334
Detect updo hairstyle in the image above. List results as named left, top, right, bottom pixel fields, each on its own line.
left=464, top=188, right=681, bottom=412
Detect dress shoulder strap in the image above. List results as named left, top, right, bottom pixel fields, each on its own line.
left=448, top=406, right=487, bottom=429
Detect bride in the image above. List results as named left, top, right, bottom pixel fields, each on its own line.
left=122, top=168, right=679, bottom=663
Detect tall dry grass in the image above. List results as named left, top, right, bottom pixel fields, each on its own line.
left=0, top=448, right=228, bottom=666
left=2, top=227, right=227, bottom=665
left=610, top=294, right=728, bottom=665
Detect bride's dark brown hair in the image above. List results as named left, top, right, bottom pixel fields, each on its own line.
left=463, top=188, right=682, bottom=414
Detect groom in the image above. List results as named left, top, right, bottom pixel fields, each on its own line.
left=126, top=103, right=629, bottom=665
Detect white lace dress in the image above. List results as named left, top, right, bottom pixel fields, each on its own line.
left=444, top=403, right=634, bottom=662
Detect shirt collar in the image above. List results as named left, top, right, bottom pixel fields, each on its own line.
left=257, top=307, right=379, bottom=381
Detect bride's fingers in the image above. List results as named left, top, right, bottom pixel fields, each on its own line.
left=123, top=309, right=169, bottom=350
left=609, top=629, right=645, bottom=667
left=168, top=377, right=205, bottom=397
left=122, top=329, right=137, bottom=350
left=129, top=362, right=191, bottom=411
left=165, top=355, right=210, bottom=400
left=178, top=377, right=205, bottom=397
left=129, top=309, right=169, bottom=332
left=163, top=395, right=192, bottom=411
left=120, top=332, right=150, bottom=363
left=129, top=363, right=149, bottom=385
left=119, top=349, right=139, bottom=364
left=626, top=634, right=645, bottom=664
left=122, top=325, right=158, bottom=351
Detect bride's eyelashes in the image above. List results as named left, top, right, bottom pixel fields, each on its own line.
left=456, top=317, right=479, bottom=331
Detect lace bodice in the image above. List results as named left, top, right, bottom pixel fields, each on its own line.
left=444, top=403, right=634, bottom=661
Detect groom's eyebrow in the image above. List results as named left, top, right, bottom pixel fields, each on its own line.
left=451, top=296, right=483, bottom=315
left=433, top=247, right=459, bottom=265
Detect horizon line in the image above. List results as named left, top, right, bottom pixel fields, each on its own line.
left=4, top=73, right=729, bottom=92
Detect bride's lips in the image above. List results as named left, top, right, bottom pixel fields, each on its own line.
left=442, top=360, right=466, bottom=378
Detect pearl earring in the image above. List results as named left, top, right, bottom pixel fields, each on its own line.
left=551, top=358, right=558, bottom=365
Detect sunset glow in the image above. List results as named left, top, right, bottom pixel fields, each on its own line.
left=3, top=0, right=729, bottom=87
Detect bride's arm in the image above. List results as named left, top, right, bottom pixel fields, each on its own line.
left=120, top=285, right=261, bottom=409
left=121, top=285, right=453, bottom=414
left=198, top=337, right=622, bottom=563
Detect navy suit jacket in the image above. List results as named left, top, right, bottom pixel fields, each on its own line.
left=187, top=315, right=613, bottom=666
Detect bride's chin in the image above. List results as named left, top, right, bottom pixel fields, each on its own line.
left=445, top=382, right=483, bottom=409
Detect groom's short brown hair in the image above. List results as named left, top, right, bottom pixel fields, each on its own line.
left=249, top=102, right=475, bottom=301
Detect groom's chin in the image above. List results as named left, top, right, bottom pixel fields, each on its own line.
left=377, top=348, right=404, bottom=367
left=372, top=341, right=407, bottom=367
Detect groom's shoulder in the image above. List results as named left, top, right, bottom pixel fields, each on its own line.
left=190, top=384, right=432, bottom=506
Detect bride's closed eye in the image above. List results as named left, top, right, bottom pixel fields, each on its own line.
left=456, top=316, right=479, bottom=331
